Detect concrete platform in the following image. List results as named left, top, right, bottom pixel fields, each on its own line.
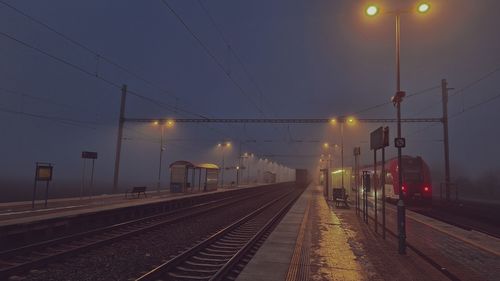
left=0, top=185, right=257, bottom=227
left=361, top=197, right=500, bottom=280
left=0, top=184, right=264, bottom=250
left=237, top=185, right=484, bottom=281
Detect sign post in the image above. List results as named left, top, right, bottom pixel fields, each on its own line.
left=362, top=171, right=370, bottom=223
left=370, top=127, right=389, bottom=238
left=81, top=151, right=98, bottom=199
left=33, top=162, right=53, bottom=209
left=353, top=147, right=361, bottom=216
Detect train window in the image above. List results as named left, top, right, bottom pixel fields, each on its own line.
left=386, top=173, right=393, bottom=184
left=404, top=172, right=422, bottom=182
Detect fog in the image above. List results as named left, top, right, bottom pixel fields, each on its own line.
left=1, top=0, right=499, bottom=202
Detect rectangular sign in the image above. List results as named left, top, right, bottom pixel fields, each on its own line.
left=81, top=151, right=98, bottom=159
left=370, top=127, right=389, bottom=150
left=36, top=165, right=53, bottom=181
left=395, top=137, right=406, bottom=148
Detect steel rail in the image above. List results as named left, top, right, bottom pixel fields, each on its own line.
left=361, top=199, right=462, bottom=281
left=0, top=186, right=283, bottom=279
left=136, top=189, right=302, bottom=281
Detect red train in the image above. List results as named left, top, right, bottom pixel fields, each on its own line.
left=362, top=155, right=432, bottom=203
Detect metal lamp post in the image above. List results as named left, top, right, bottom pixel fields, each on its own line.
left=157, top=124, right=165, bottom=193
left=154, top=119, right=174, bottom=193
left=365, top=2, right=431, bottom=255
left=218, top=142, right=231, bottom=188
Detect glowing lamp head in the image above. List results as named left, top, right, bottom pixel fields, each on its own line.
left=366, top=5, right=379, bottom=16
left=402, top=185, right=406, bottom=192
left=330, top=118, right=337, bottom=124
left=153, top=121, right=159, bottom=125
left=166, top=119, right=175, bottom=127
left=424, top=186, right=430, bottom=192
left=323, top=142, right=329, bottom=148
left=417, top=2, right=430, bottom=14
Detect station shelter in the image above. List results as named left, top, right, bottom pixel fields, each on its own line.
left=169, top=161, right=219, bottom=193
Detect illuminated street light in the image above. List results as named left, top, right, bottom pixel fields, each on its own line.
left=363, top=1, right=432, bottom=255
left=217, top=141, right=232, bottom=188
left=166, top=119, right=175, bottom=127
left=155, top=120, right=174, bottom=193
left=417, top=2, right=430, bottom=13
left=330, top=117, right=356, bottom=193
left=366, top=5, right=379, bottom=16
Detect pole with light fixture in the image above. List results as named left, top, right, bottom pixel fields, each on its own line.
left=365, top=1, right=431, bottom=255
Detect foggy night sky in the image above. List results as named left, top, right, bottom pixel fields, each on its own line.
left=1, top=0, right=499, bottom=198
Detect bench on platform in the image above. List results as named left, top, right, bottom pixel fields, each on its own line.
left=332, top=188, right=349, bottom=208
left=125, top=186, right=147, bottom=198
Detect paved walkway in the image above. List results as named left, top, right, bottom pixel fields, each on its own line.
left=237, top=185, right=452, bottom=281
left=361, top=197, right=500, bottom=281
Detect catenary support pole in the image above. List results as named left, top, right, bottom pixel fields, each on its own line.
left=112, top=85, right=127, bottom=194
left=442, top=79, right=451, bottom=202
left=382, top=147, right=386, bottom=240
left=374, top=149, right=378, bottom=233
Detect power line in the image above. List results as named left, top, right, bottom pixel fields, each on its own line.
left=411, top=67, right=500, bottom=118
left=0, top=29, right=209, bottom=118
left=0, top=0, right=182, bottom=102
left=197, top=0, right=274, bottom=113
left=449, top=67, right=500, bottom=98
left=0, top=1, right=214, bottom=119
left=0, top=106, right=98, bottom=129
left=354, top=85, right=440, bottom=115
left=159, top=0, right=263, bottom=114
left=450, top=92, right=500, bottom=118
left=407, top=91, right=500, bottom=137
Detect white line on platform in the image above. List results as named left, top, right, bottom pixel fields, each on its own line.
left=0, top=204, right=87, bottom=216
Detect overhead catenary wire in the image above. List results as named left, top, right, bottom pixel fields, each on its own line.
left=353, top=85, right=441, bottom=115
left=0, top=29, right=210, bottom=119
left=0, top=106, right=99, bottom=129
left=159, top=0, right=263, bottom=114
left=0, top=0, right=271, bottom=146
left=196, top=0, right=290, bottom=144
left=0, top=86, right=86, bottom=111
left=407, top=91, right=500, bottom=137
left=0, top=0, right=218, bottom=120
left=196, top=0, right=275, bottom=113
left=449, top=67, right=500, bottom=98
left=0, top=0, right=180, bottom=102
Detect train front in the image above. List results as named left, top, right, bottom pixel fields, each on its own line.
left=401, top=156, right=432, bottom=202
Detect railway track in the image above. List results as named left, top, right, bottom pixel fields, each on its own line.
left=364, top=196, right=500, bottom=239
left=357, top=202, right=462, bottom=281
left=0, top=186, right=287, bottom=280
left=408, top=207, right=500, bottom=239
left=136, top=189, right=302, bottom=281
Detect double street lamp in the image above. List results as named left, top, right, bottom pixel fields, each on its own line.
left=330, top=117, right=355, bottom=192
left=152, top=119, right=174, bottom=193
left=217, top=142, right=231, bottom=188
left=365, top=2, right=431, bottom=255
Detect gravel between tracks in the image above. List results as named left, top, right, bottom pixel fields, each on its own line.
left=19, top=188, right=290, bottom=281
